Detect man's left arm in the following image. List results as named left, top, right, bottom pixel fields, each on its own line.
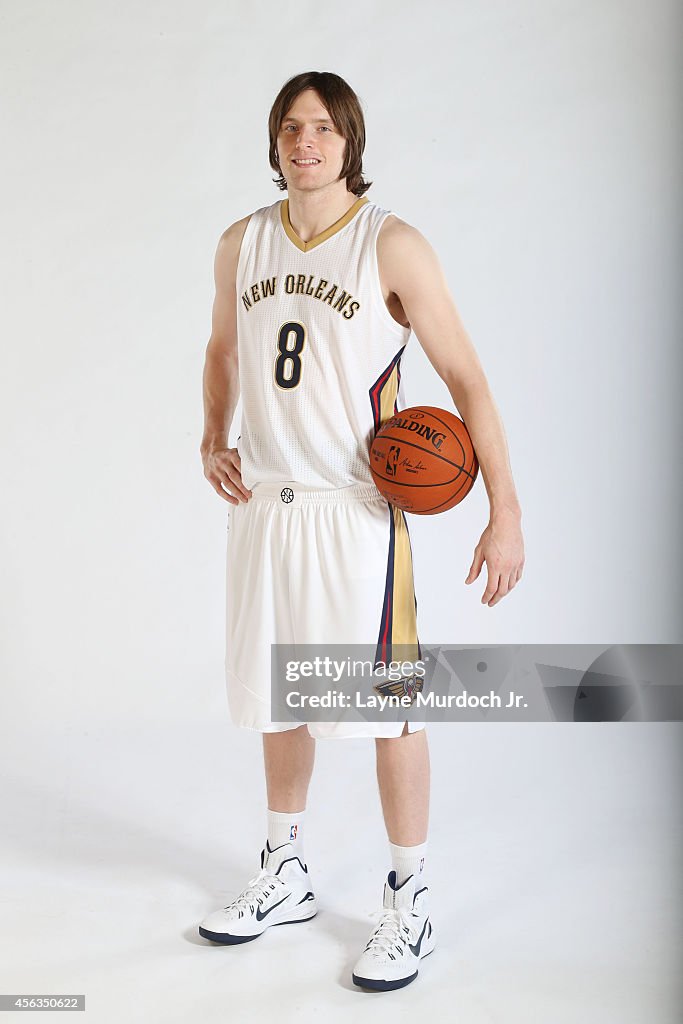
left=378, top=219, right=525, bottom=607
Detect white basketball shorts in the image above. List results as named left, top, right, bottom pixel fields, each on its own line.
left=224, top=480, right=426, bottom=739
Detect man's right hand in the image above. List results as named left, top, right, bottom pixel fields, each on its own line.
left=201, top=446, right=252, bottom=505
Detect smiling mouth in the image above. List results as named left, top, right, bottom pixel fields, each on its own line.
left=292, top=158, right=321, bottom=166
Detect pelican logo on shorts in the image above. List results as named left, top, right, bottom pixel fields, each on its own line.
left=280, top=487, right=294, bottom=504
left=373, top=674, right=424, bottom=705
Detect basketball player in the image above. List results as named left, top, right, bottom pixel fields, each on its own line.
left=198, top=72, right=524, bottom=991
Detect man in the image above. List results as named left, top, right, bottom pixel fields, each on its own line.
left=198, top=71, right=524, bottom=991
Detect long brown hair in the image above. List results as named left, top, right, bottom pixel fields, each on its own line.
left=268, top=72, right=372, bottom=197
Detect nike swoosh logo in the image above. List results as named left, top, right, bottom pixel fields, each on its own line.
left=408, top=918, right=429, bottom=957
left=255, top=893, right=290, bottom=921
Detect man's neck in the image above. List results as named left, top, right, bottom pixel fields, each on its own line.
left=285, top=185, right=360, bottom=243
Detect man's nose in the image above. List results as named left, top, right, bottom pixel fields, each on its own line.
left=294, top=128, right=315, bottom=148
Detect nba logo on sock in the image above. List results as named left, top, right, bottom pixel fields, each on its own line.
left=419, top=857, right=424, bottom=872
left=289, top=824, right=298, bottom=841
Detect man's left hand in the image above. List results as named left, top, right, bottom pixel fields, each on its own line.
left=465, top=510, right=525, bottom=607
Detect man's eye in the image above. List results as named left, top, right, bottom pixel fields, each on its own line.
left=283, top=125, right=331, bottom=131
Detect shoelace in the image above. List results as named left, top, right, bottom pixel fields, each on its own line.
left=224, top=868, right=282, bottom=913
left=365, top=906, right=415, bottom=956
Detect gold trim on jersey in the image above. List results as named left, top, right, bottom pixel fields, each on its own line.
left=379, top=363, right=400, bottom=426
left=390, top=505, right=420, bottom=655
left=280, top=196, right=369, bottom=252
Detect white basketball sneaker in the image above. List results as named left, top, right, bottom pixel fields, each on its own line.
left=352, top=870, right=435, bottom=991
left=198, top=841, right=317, bottom=944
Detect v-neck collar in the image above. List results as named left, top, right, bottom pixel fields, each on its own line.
left=280, top=196, right=369, bottom=252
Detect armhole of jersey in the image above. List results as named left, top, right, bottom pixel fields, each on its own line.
left=369, top=210, right=412, bottom=339
left=235, top=208, right=261, bottom=293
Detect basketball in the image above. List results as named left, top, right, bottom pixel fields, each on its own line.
left=369, top=405, right=479, bottom=514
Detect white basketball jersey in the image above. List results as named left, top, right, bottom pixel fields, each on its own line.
left=235, top=196, right=412, bottom=489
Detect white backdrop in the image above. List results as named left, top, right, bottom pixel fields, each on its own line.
left=1, top=1, right=681, bottom=1021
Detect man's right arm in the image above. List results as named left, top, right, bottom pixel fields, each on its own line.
left=200, top=216, right=252, bottom=504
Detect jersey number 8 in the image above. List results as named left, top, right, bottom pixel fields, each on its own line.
left=274, top=321, right=306, bottom=390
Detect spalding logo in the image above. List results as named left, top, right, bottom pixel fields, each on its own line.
left=385, top=416, right=446, bottom=451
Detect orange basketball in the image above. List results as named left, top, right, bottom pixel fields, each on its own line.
left=369, top=406, right=479, bottom=514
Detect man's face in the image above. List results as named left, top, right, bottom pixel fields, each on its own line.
left=277, top=89, right=347, bottom=193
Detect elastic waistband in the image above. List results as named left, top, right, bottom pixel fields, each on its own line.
left=247, top=481, right=385, bottom=506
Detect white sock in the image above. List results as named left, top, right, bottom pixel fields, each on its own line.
left=267, top=807, right=305, bottom=859
left=389, top=840, right=427, bottom=887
